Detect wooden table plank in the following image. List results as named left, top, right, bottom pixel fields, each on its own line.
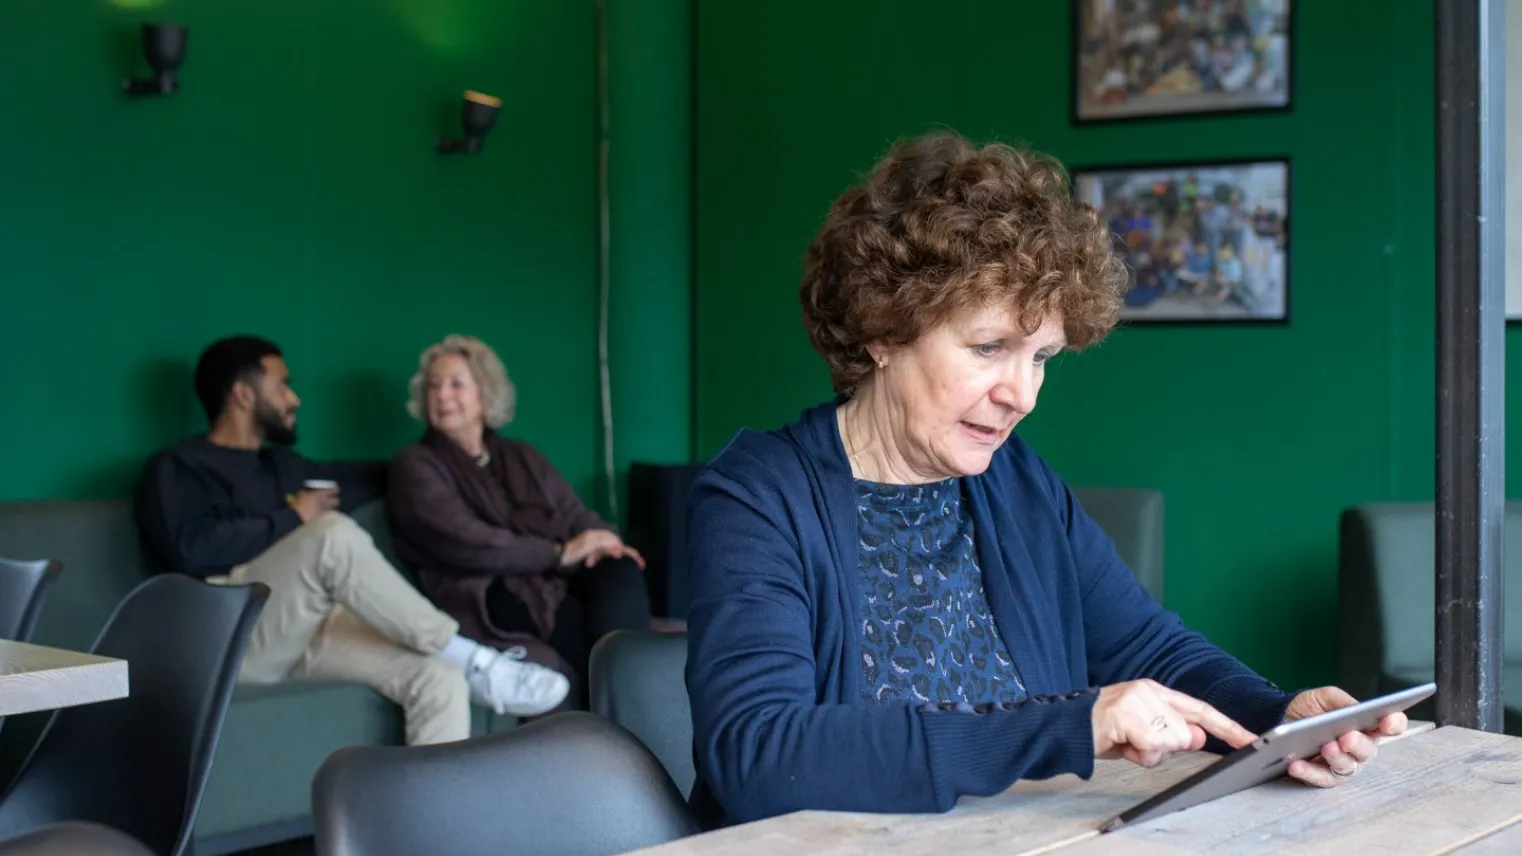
left=1448, top=818, right=1522, bottom=854
left=1057, top=726, right=1522, bottom=856
left=628, top=723, right=1438, bottom=856
left=627, top=753, right=1220, bottom=856
left=630, top=723, right=1436, bottom=856
left=0, top=639, right=128, bottom=716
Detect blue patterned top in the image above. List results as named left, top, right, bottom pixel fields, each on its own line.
left=855, top=477, right=1027, bottom=705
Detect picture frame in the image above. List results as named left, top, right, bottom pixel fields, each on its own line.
left=1071, top=156, right=1291, bottom=325
left=1072, top=0, right=1294, bottom=125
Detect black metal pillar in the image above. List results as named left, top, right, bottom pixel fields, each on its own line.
left=1435, top=0, right=1506, bottom=733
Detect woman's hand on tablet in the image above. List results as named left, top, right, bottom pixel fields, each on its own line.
left=1092, top=679, right=1257, bottom=768
left=1280, top=686, right=1408, bottom=787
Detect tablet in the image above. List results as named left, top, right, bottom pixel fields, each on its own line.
left=1099, top=682, right=1436, bottom=833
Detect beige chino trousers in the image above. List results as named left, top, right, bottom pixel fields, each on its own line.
left=216, top=511, right=470, bottom=745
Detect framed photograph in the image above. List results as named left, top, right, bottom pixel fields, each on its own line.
left=1072, top=157, right=1291, bottom=324
left=1073, top=0, right=1293, bottom=124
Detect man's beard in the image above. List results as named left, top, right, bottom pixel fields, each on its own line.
left=255, top=398, right=297, bottom=447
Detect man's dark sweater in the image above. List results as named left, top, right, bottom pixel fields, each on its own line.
left=135, top=435, right=387, bottom=579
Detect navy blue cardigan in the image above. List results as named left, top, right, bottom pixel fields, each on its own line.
left=684, top=399, right=1295, bottom=829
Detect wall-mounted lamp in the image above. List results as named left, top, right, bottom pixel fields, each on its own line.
left=122, top=23, right=188, bottom=96
left=436, top=90, right=501, bottom=155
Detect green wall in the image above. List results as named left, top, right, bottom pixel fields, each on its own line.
left=692, top=0, right=1476, bottom=691
left=3, top=0, right=1504, bottom=694
left=0, top=0, right=692, bottom=514
left=607, top=0, right=695, bottom=517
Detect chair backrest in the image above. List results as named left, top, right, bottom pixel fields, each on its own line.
left=1071, top=486, right=1165, bottom=601
left=588, top=629, right=693, bottom=796
left=0, top=574, right=268, bottom=856
left=623, top=466, right=1169, bottom=612
left=0, top=559, right=62, bottom=643
left=312, top=711, right=698, bottom=856
left=625, top=462, right=705, bottom=619
left=1339, top=502, right=1522, bottom=698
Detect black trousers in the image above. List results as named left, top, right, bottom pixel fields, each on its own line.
left=485, top=556, right=651, bottom=686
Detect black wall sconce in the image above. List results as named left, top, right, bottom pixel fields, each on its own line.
left=437, top=90, right=501, bottom=155
left=122, top=23, right=188, bottom=96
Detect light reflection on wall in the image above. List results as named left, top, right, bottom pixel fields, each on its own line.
left=387, top=0, right=492, bottom=57
left=103, top=0, right=504, bottom=57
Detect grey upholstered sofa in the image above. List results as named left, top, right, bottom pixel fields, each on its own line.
left=0, top=481, right=1166, bottom=853
left=0, top=499, right=519, bottom=855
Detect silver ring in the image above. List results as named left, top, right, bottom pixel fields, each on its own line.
left=1332, top=764, right=1356, bottom=778
left=1150, top=715, right=1168, bottom=731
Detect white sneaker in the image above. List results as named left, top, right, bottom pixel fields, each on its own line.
left=465, top=646, right=570, bottom=717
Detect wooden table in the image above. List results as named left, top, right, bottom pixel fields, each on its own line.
left=632, top=723, right=1522, bottom=855
left=0, top=639, right=128, bottom=716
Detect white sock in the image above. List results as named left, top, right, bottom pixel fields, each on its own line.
left=439, top=634, right=487, bottom=670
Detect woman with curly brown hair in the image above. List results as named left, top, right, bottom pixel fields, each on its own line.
left=684, top=131, right=1404, bottom=829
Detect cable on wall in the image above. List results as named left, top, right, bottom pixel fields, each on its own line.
left=594, top=0, right=618, bottom=521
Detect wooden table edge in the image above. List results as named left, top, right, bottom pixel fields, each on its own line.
left=0, top=658, right=130, bottom=717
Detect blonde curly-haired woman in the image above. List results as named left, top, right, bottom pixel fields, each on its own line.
left=387, top=334, right=651, bottom=707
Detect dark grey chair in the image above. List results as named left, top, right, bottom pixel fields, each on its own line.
left=1071, top=486, right=1166, bottom=602
left=312, top=711, right=699, bottom=856
left=588, top=629, right=693, bottom=796
left=626, top=462, right=703, bottom=620
left=0, top=574, right=269, bottom=856
left=0, top=822, right=154, bottom=856
left=0, top=559, right=62, bottom=643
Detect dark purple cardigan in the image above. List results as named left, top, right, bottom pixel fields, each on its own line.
left=386, top=428, right=610, bottom=674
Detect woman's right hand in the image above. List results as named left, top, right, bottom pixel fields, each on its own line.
left=559, top=528, right=645, bottom=569
left=1091, top=679, right=1257, bottom=768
